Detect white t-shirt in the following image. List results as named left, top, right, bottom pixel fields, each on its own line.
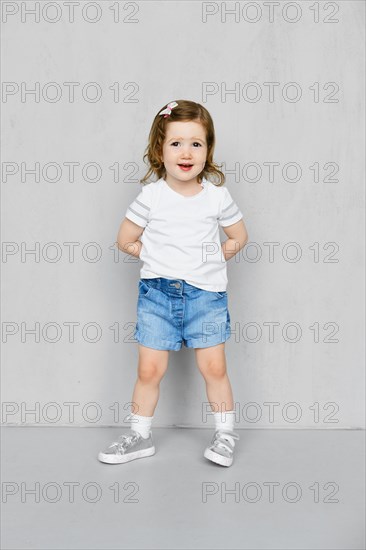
left=124, top=177, right=243, bottom=292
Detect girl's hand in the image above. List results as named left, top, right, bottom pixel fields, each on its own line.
left=221, top=239, right=241, bottom=261
left=221, top=219, right=248, bottom=261
left=120, top=239, right=142, bottom=258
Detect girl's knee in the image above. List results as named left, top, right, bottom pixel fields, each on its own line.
left=137, top=345, right=169, bottom=382
left=138, top=362, right=166, bottom=383
left=202, top=361, right=227, bottom=379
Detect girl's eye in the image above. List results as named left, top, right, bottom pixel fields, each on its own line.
left=170, top=142, right=202, bottom=147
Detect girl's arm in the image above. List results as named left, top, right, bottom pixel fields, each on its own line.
left=116, top=218, right=144, bottom=258
left=221, top=219, right=248, bottom=261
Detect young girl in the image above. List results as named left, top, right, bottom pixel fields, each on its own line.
left=98, top=100, right=248, bottom=467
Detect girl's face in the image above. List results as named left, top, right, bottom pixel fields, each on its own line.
left=161, top=120, right=208, bottom=186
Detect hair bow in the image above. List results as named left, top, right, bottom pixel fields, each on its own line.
left=158, top=101, right=178, bottom=118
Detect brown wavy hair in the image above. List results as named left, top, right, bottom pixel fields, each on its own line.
left=140, top=99, right=225, bottom=187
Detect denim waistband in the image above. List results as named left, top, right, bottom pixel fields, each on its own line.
left=141, top=277, right=200, bottom=296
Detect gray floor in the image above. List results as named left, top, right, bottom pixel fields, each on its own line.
left=1, top=427, right=365, bottom=550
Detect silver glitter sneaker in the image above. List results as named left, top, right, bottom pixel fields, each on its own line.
left=98, top=413, right=155, bottom=464
left=204, top=429, right=240, bottom=467
left=98, top=429, right=155, bottom=464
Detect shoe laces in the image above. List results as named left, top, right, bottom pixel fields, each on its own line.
left=212, top=429, right=240, bottom=453
left=110, top=431, right=141, bottom=454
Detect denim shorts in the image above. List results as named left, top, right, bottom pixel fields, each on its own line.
left=134, top=277, right=231, bottom=351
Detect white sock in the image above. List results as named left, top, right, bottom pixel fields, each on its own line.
left=128, top=413, right=154, bottom=439
left=213, top=410, right=236, bottom=447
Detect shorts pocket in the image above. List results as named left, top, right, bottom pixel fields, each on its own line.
left=139, top=279, right=154, bottom=299
left=214, top=291, right=227, bottom=298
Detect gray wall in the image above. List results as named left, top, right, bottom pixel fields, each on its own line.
left=2, top=0, right=364, bottom=428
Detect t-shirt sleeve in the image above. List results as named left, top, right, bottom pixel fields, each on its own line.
left=218, top=187, right=243, bottom=227
left=125, top=184, right=152, bottom=228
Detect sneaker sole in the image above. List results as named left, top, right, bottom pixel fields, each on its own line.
left=204, top=448, right=233, bottom=467
left=98, top=446, right=155, bottom=464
